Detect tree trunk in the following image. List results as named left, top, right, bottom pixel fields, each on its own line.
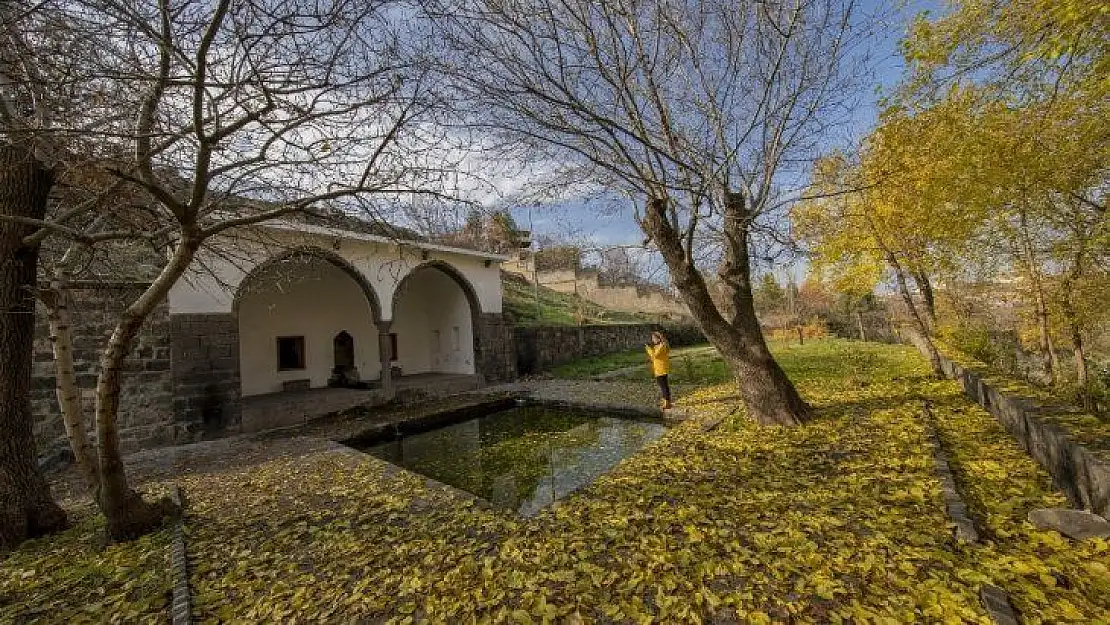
left=1032, top=285, right=1061, bottom=384
left=93, top=238, right=197, bottom=541
left=41, top=284, right=99, bottom=491
left=1017, top=207, right=1059, bottom=384
left=885, top=251, right=943, bottom=376
left=1065, top=315, right=1091, bottom=411
left=0, top=144, right=68, bottom=551
left=855, top=309, right=866, bottom=341
left=644, top=195, right=810, bottom=426
left=911, top=270, right=937, bottom=330
left=1059, top=280, right=1091, bottom=410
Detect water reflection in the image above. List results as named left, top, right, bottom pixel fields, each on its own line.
left=360, top=407, right=667, bottom=516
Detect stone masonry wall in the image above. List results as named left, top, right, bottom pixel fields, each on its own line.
left=475, top=312, right=516, bottom=382
left=514, top=323, right=703, bottom=375
left=170, top=313, right=241, bottom=440
left=32, top=285, right=174, bottom=464
left=502, top=259, right=689, bottom=318
left=935, top=348, right=1110, bottom=519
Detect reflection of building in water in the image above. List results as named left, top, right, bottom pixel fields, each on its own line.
left=371, top=419, right=483, bottom=494
left=368, top=412, right=667, bottom=517
left=490, top=474, right=519, bottom=509
left=517, top=477, right=556, bottom=517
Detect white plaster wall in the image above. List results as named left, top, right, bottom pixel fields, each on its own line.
left=392, top=267, right=474, bottom=375
left=237, top=260, right=380, bottom=396
left=373, top=250, right=501, bottom=323
left=168, top=226, right=503, bottom=319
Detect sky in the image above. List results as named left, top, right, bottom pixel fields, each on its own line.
left=498, top=0, right=945, bottom=285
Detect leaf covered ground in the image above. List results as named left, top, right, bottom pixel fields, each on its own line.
left=936, top=340, right=1110, bottom=460
left=179, top=340, right=1107, bottom=622
left=5, top=340, right=1107, bottom=622
left=0, top=495, right=172, bottom=623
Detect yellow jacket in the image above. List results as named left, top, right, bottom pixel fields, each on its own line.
left=645, top=343, right=670, bottom=376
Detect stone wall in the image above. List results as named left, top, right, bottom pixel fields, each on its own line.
left=475, top=313, right=516, bottom=382
left=501, top=260, right=689, bottom=318
left=32, top=285, right=174, bottom=463
left=935, top=348, right=1110, bottom=519
left=576, top=277, right=688, bottom=318
left=514, top=323, right=703, bottom=374
left=170, top=313, right=241, bottom=439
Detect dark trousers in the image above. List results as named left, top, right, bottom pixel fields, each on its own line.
left=655, top=374, right=671, bottom=403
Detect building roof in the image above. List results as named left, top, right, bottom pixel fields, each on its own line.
left=259, top=220, right=513, bottom=263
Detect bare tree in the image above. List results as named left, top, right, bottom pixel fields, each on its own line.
left=0, top=0, right=89, bottom=550
left=3, top=0, right=448, bottom=541
left=434, top=0, right=870, bottom=424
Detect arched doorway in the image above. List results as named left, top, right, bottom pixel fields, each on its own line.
left=389, top=263, right=479, bottom=376
left=235, top=249, right=381, bottom=396
left=330, top=330, right=357, bottom=387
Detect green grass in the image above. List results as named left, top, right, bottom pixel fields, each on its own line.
left=579, top=340, right=833, bottom=384
left=936, top=341, right=1110, bottom=461
left=501, top=271, right=654, bottom=326
left=548, top=344, right=704, bottom=378
left=176, top=338, right=1107, bottom=622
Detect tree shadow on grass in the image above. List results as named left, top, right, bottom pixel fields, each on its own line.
left=808, top=393, right=927, bottom=423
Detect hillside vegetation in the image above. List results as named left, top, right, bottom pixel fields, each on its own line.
left=501, top=271, right=658, bottom=326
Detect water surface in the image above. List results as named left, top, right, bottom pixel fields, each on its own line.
left=360, top=406, right=667, bottom=516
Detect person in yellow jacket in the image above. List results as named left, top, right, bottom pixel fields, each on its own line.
left=645, top=331, right=673, bottom=409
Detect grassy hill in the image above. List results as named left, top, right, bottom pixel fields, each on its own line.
left=501, top=271, right=658, bottom=326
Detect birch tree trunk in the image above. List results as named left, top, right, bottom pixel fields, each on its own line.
left=1017, top=207, right=1060, bottom=383
left=1060, top=294, right=1091, bottom=410
left=1059, top=240, right=1091, bottom=410
left=911, top=270, right=937, bottom=330
left=40, top=283, right=99, bottom=491
left=0, top=144, right=68, bottom=550
left=1032, top=284, right=1061, bottom=384
left=862, top=212, right=943, bottom=375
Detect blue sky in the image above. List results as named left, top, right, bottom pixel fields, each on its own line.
left=506, top=0, right=944, bottom=283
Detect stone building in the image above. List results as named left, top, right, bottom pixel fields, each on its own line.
left=33, top=220, right=516, bottom=462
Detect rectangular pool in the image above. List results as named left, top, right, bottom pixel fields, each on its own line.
left=355, top=405, right=667, bottom=516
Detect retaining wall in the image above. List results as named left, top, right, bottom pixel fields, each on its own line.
left=935, top=349, right=1110, bottom=519
left=514, top=323, right=703, bottom=374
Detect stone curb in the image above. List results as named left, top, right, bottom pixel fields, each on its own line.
left=921, top=405, right=1025, bottom=622
left=934, top=348, right=1109, bottom=519
left=921, top=404, right=980, bottom=545
left=980, top=584, right=1021, bottom=625
left=169, top=485, right=192, bottom=625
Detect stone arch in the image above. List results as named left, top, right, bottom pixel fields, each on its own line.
left=389, top=260, right=482, bottom=321
left=234, top=246, right=383, bottom=396
left=388, top=261, right=481, bottom=376
left=233, top=246, right=382, bottom=323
